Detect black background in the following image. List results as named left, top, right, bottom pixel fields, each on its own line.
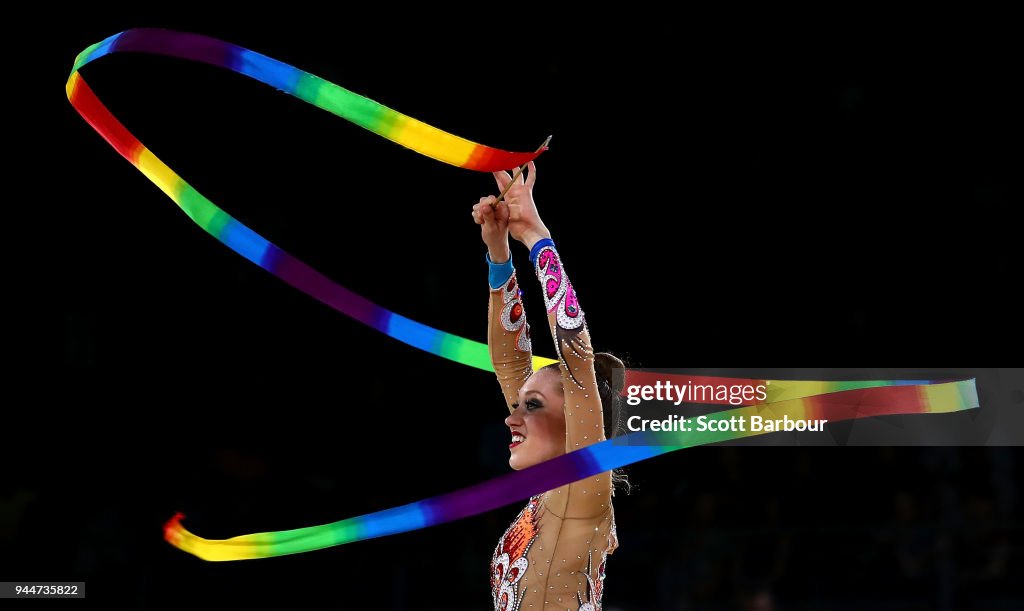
left=7, top=7, right=1020, bottom=609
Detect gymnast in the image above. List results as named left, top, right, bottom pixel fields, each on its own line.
left=472, top=161, right=627, bottom=610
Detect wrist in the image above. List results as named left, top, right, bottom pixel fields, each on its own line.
left=487, top=243, right=511, bottom=263
left=521, top=227, right=552, bottom=252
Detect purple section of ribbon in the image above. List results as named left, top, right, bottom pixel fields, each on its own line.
left=113, top=28, right=237, bottom=70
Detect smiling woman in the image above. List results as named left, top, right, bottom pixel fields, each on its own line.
left=473, top=161, right=626, bottom=610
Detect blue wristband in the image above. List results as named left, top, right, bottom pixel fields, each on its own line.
left=486, top=252, right=514, bottom=289
left=529, top=238, right=555, bottom=266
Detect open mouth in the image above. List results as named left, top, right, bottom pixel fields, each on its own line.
left=509, top=433, right=526, bottom=449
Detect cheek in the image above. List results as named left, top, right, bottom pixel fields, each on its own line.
left=529, top=411, right=566, bottom=446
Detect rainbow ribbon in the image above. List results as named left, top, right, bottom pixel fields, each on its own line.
left=66, top=30, right=981, bottom=562
left=66, top=28, right=552, bottom=372
left=165, top=379, right=978, bottom=561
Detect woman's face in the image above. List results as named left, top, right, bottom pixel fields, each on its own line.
left=505, top=368, right=566, bottom=470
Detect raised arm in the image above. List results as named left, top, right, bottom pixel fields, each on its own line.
left=501, top=162, right=613, bottom=518
left=473, top=190, right=532, bottom=413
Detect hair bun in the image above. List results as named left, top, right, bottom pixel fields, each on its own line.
left=594, top=352, right=625, bottom=394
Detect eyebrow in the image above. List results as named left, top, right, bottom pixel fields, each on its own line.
left=520, top=389, right=546, bottom=400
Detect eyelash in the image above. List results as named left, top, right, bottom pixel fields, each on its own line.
left=512, top=399, right=543, bottom=412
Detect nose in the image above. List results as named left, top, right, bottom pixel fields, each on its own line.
left=505, top=409, right=524, bottom=428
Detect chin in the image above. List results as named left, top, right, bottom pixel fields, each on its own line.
left=508, top=452, right=535, bottom=471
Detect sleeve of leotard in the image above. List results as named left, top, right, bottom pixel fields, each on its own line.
left=529, top=239, right=613, bottom=518
left=487, top=253, right=534, bottom=414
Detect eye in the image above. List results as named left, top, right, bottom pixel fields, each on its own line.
left=525, top=399, right=543, bottom=411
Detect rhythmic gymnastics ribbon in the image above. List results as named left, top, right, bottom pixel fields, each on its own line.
left=66, top=28, right=554, bottom=372
left=165, top=379, right=978, bottom=561
left=66, top=29, right=981, bottom=562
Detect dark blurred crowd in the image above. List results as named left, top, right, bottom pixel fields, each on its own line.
left=609, top=446, right=1020, bottom=610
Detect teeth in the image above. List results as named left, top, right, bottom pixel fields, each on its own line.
left=511, top=434, right=525, bottom=443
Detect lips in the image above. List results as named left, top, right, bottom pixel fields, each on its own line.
left=509, top=432, right=526, bottom=449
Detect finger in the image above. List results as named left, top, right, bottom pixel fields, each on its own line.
left=525, top=161, right=537, bottom=188
left=479, top=196, right=495, bottom=206
left=495, top=200, right=510, bottom=223
left=508, top=201, right=521, bottom=221
left=513, top=164, right=525, bottom=184
left=478, top=205, right=496, bottom=227
left=492, top=170, right=511, bottom=192
left=472, top=210, right=482, bottom=224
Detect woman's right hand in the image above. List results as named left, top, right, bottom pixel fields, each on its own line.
left=472, top=195, right=511, bottom=263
